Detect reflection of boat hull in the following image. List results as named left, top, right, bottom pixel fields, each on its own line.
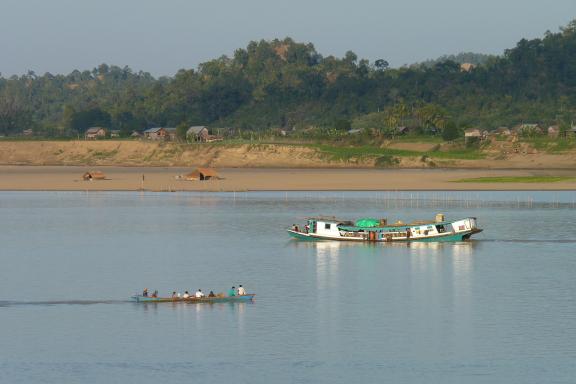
left=131, top=294, right=255, bottom=303
left=288, top=216, right=482, bottom=243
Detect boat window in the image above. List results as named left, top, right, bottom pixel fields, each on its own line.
left=435, top=224, right=451, bottom=233
left=325, top=223, right=331, bottom=229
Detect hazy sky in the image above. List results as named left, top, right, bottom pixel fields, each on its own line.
left=1, top=0, right=575, bottom=77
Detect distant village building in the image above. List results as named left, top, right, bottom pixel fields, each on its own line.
left=82, top=171, right=106, bottom=181
left=495, top=127, right=511, bottom=136
left=460, top=63, right=476, bottom=72
left=143, top=127, right=166, bottom=140
left=110, top=130, right=121, bottom=138
left=464, top=128, right=482, bottom=143
left=130, top=131, right=142, bottom=138
left=85, top=127, right=107, bottom=140
left=184, top=168, right=220, bottom=181
left=187, top=126, right=210, bottom=142
left=22, top=129, right=33, bottom=136
left=163, top=128, right=178, bottom=141
left=143, top=127, right=178, bottom=141
left=516, top=123, right=542, bottom=136
left=396, top=126, right=410, bottom=135
left=347, top=129, right=362, bottom=135
left=186, top=126, right=224, bottom=142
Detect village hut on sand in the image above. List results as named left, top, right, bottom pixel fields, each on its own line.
left=82, top=171, right=106, bottom=181
left=183, top=168, right=220, bottom=181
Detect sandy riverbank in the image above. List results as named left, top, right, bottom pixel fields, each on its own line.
left=1, top=166, right=575, bottom=191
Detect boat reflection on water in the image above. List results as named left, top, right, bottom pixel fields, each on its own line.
left=409, top=241, right=475, bottom=316
left=310, top=241, right=341, bottom=300
left=291, top=239, right=478, bottom=292
left=289, top=238, right=479, bottom=253
left=408, top=239, right=478, bottom=253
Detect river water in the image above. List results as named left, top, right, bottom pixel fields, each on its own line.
left=0, top=191, right=575, bottom=383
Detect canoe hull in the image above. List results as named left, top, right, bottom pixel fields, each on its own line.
left=131, top=294, right=255, bottom=303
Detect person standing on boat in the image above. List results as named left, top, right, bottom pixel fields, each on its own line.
left=228, top=286, right=236, bottom=297
left=142, top=288, right=148, bottom=297
left=237, top=285, right=246, bottom=296
left=208, top=291, right=215, bottom=297
left=195, top=289, right=205, bottom=298
left=171, top=291, right=177, bottom=298
left=304, top=224, right=310, bottom=234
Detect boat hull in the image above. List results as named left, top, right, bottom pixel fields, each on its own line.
left=131, top=294, right=255, bottom=303
left=288, top=229, right=482, bottom=243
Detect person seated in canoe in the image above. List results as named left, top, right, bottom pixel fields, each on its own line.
left=195, top=289, right=205, bottom=298
left=151, top=290, right=158, bottom=298
left=228, top=286, right=236, bottom=297
left=182, top=291, right=190, bottom=298
left=171, top=291, right=177, bottom=298
left=237, top=285, right=246, bottom=296
left=292, top=224, right=299, bottom=232
left=208, top=291, right=215, bottom=297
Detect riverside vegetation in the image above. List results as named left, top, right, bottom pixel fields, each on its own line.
left=1, top=20, right=576, bottom=143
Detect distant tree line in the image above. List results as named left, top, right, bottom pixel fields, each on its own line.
left=1, top=20, right=576, bottom=138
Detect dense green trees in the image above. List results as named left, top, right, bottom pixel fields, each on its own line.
left=1, top=21, right=576, bottom=138
left=68, top=108, right=111, bottom=132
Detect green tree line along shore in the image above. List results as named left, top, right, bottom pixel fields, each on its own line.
left=1, top=20, right=576, bottom=142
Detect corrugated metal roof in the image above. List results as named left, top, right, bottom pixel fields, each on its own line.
left=144, top=127, right=163, bottom=133
left=86, top=127, right=105, bottom=134
left=187, top=126, right=208, bottom=135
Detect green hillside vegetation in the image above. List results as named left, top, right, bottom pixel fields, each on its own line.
left=413, top=52, right=497, bottom=68
left=453, top=176, right=576, bottom=183
left=1, top=20, right=576, bottom=140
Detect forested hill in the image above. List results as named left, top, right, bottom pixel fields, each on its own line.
left=1, top=20, right=576, bottom=137
left=412, top=52, right=497, bottom=69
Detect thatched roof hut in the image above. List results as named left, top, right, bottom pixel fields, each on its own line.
left=184, top=168, right=220, bottom=181
left=82, top=171, right=106, bottom=181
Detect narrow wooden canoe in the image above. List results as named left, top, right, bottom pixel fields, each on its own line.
left=130, top=294, right=255, bottom=303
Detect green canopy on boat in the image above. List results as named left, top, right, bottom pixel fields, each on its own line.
left=355, top=218, right=381, bottom=227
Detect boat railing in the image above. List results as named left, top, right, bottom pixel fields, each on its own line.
left=340, top=231, right=363, bottom=238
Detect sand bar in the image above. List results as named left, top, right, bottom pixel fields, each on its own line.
left=1, top=166, right=576, bottom=191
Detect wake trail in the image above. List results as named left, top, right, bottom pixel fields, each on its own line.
left=477, top=239, right=576, bottom=244
left=0, top=299, right=129, bottom=307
